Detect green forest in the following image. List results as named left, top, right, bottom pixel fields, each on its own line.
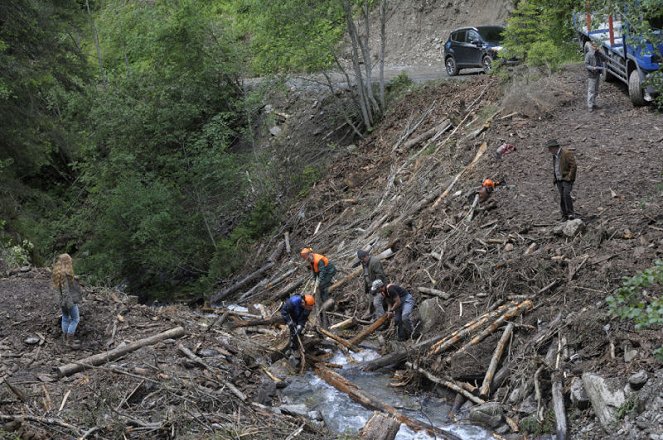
left=1, top=0, right=661, bottom=301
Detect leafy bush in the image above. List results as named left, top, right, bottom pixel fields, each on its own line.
left=607, top=260, right=663, bottom=360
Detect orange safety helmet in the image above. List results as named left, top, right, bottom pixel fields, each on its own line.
left=303, top=294, right=315, bottom=309
left=300, top=247, right=313, bottom=258
left=482, top=178, right=495, bottom=189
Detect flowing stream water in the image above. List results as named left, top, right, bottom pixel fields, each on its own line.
left=281, top=349, right=496, bottom=440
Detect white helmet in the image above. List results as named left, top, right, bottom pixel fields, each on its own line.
left=371, top=279, right=384, bottom=293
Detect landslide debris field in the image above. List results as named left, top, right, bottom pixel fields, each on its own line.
left=1, top=65, right=662, bottom=440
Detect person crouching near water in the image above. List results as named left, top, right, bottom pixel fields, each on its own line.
left=370, top=280, right=416, bottom=341
left=281, top=294, right=315, bottom=356
left=52, top=253, right=82, bottom=349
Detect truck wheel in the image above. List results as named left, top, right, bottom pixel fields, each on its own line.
left=628, top=70, right=646, bottom=106
left=482, top=55, right=493, bottom=73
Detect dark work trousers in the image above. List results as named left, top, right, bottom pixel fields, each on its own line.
left=556, top=181, right=574, bottom=219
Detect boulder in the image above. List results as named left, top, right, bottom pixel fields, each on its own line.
left=563, top=219, right=585, bottom=237
left=582, top=372, right=626, bottom=430
left=628, top=370, right=648, bottom=391
left=570, top=376, right=590, bottom=409
left=279, top=404, right=309, bottom=418
left=469, top=402, right=504, bottom=429
left=418, top=297, right=445, bottom=333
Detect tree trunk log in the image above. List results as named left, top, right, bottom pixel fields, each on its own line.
left=284, top=231, right=291, bottom=254
left=267, top=267, right=297, bottom=290
left=177, top=344, right=246, bottom=401
left=270, top=277, right=306, bottom=302
left=479, top=322, right=514, bottom=398
left=211, top=262, right=274, bottom=304
left=349, top=314, right=390, bottom=346
left=268, top=240, right=285, bottom=263
left=401, top=120, right=452, bottom=151
left=55, top=326, right=185, bottom=377
left=232, top=316, right=284, bottom=328
left=330, top=317, right=357, bottom=331
left=551, top=371, right=567, bottom=440
left=360, top=412, right=400, bottom=440
left=417, top=287, right=450, bottom=299
left=317, top=327, right=360, bottom=352
left=315, top=366, right=460, bottom=439
left=406, top=363, right=484, bottom=404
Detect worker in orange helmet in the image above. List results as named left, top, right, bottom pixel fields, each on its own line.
left=300, top=247, right=336, bottom=304
left=281, top=294, right=315, bottom=354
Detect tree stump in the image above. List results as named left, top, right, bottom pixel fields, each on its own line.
left=360, top=412, right=400, bottom=440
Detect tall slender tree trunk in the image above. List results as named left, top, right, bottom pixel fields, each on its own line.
left=85, top=0, right=105, bottom=81
left=379, top=0, right=387, bottom=109
left=343, top=0, right=373, bottom=131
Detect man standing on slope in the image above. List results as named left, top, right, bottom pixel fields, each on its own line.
left=300, top=247, right=336, bottom=326
left=546, top=139, right=577, bottom=221
left=357, top=249, right=388, bottom=320
left=585, top=40, right=605, bottom=112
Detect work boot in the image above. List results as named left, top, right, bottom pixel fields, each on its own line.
left=66, top=334, right=81, bottom=350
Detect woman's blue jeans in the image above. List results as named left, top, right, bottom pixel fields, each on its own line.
left=61, top=304, right=80, bottom=335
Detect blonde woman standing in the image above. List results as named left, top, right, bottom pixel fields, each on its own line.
left=52, top=254, right=82, bottom=349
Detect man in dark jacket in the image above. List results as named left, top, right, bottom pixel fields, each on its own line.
left=281, top=294, right=315, bottom=353
left=371, top=280, right=415, bottom=341
left=546, top=139, right=577, bottom=221
left=585, top=40, right=605, bottom=111
left=358, top=249, right=388, bottom=319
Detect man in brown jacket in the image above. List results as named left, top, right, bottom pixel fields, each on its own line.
left=546, top=139, right=577, bottom=221
left=357, top=250, right=388, bottom=319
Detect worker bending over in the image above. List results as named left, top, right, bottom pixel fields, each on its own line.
left=371, top=280, right=416, bottom=341
left=281, top=294, right=315, bottom=354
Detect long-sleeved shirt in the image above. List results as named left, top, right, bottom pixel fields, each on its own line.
left=281, top=295, right=311, bottom=326
left=362, top=257, right=387, bottom=292
left=585, top=47, right=604, bottom=79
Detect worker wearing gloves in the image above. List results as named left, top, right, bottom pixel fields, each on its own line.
left=585, top=40, right=605, bottom=111
left=357, top=249, right=388, bottom=319
left=546, top=139, right=577, bottom=221
left=371, top=280, right=416, bottom=341
left=300, top=248, right=336, bottom=303
left=281, top=294, right=315, bottom=354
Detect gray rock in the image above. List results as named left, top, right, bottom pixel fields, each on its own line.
left=279, top=404, right=309, bottom=418
left=469, top=402, right=504, bottom=429
left=19, top=265, right=31, bottom=272
left=24, top=336, right=40, bottom=345
left=582, top=372, right=626, bottom=430
left=269, top=126, right=282, bottom=136
left=628, top=370, right=648, bottom=390
left=308, top=410, right=323, bottom=421
left=516, top=393, right=538, bottom=414
left=198, top=348, right=219, bottom=358
left=418, top=297, right=445, bottom=333
left=255, top=380, right=277, bottom=406
left=624, top=348, right=639, bottom=363
left=562, top=219, right=585, bottom=237
left=570, top=376, right=590, bottom=409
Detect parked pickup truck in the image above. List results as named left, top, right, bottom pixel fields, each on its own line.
left=574, top=3, right=663, bottom=106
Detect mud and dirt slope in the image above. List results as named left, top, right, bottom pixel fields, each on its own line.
left=1, top=65, right=662, bottom=440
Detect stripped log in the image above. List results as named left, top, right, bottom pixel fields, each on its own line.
left=417, top=287, right=450, bottom=299
left=232, top=316, right=284, bottom=328
left=268, top=240, right=285, bottom=263
left=551, top=371, right=567, bottom=440
left=177, top=344, right=246, bottom=401
left=211, top=262, right=274, bottom=304
left=360, top=412, right=400, bottom=440
left=284, top=231, right=291, bottom=254
left=317, top=327, right=360, bottom=351
left=406, top=363, right=483, bottom=404
left=206, top=311, right=229, bottom=333
left=450, top=300, right=533, bottom=359
left=55, top=326, right=185, bottom=377
left=479, top=322, right=514, bottom=397
left=428, top=301, right=517, bottom=355
left=267, top=267, right=297, bottom=290
left=270, top=277, right=306, bottom=301
left=401, top=119, right=452, bottom=151
left=330, top=317, right=357, bottom=331
left=349, top=314, right=390, bottom=346
left=315, top=367, right=460, bottom=440
left=238, top=279, right=268, bottom=301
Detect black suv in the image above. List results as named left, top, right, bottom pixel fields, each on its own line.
left=443, top=26, right=505, bottom=76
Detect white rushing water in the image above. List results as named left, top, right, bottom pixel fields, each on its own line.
left=281, top=349, right=496, bottom=440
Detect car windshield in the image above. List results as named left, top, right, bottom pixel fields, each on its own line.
left=477, top=26, right=504, bottom=44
